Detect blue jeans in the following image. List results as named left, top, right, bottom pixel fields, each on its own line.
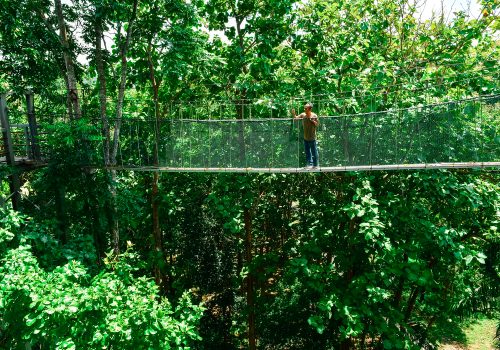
left=304, top=139, right=318, bottom=166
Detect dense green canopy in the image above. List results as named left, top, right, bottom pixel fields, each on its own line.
left=0, top=0, right=499, bottom=349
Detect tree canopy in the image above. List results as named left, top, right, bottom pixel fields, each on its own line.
left=0, top=0, right=499, bottom=349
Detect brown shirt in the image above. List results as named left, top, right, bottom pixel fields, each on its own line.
left=298, top=112, right=319, bottom=141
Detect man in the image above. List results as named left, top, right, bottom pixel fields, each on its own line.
left=292, top=102, right=319, bottom=168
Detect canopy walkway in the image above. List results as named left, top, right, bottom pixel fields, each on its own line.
left=104, top=94, right=500, bottom=172
left=1, top=94, right=499, bottom=173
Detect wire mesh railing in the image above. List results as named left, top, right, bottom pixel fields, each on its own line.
left=98, top=94, right=499, bottom=170
left=1, top=90, right=499, bottom=171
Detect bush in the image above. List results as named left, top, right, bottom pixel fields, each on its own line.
left=0, top=209, right=204, bottom=350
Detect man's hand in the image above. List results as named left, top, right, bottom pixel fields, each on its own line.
left=291, top=108, right=298, bottom=119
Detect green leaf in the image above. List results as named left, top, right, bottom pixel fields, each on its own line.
left=68, top=306, right=78, bottom=313
left=25, top=318, right=37, bottom=327
left=464, top=255, right=473, bottom=265
left=307, top=315, right=325, bottom=334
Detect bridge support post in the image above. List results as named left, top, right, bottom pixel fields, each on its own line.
left=26, top=92, right=41, bottom=161
left=0, top=94, right=21, bottom=210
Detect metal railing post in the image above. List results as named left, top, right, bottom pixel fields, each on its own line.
left=26, top=92, right=41, bottom=160
left=0, top=94, right=21, bottom=210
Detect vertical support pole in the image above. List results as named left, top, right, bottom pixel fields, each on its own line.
left=0, top=94, right=21, bottom=210
left=26, top=92, right=41, bottom=160
left=23, top=126, right=30, bottom=158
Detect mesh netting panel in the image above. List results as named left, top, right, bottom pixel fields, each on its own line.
left=157, top=119, right=301, bottom=168
left=109, top=95, right=499, bottom=169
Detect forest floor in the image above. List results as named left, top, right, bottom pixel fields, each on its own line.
left=438, top=318, right=498, bottom=350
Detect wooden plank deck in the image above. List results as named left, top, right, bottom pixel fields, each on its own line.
left=105, top=162, right=500, bottom=173
left=0, top=156, right=45, bottom=167
left=4, top=159, right=498, bottom=172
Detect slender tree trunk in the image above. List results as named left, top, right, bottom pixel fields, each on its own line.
left=95, top=15, right=110, bottom=165
left=393, top=252, right=408, bottom=307
left=235, top=95, right=247, bottom=165
left=54, top=0, right=81, bottom=120
left=109, top=170, right=120, bottom=255
left=84, top=192, right=104, bottom=265
left=54, top=184, right=67, bottom=244
left=93, top=8, right=115, bottom=260
left=110, top=0, right=138, bottom=165
left=106, top=0, right=138, bottom=255
left=151, top=171, right=164, bottom=286
left=234, top=14, right=248, bottom=165
left=0, top=95, right=21, bottom=210
left=340, top=337, right=353, bottom=350
left=244, top=207, right=256, bottom=350
left=146, top=40, right=166, bottom=288
left=404, top=286, right=420, bottom=322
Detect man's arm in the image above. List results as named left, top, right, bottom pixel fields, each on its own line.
left=310, top=113, right=319, bottom=126
left=291, top=109, right=303, bottom=119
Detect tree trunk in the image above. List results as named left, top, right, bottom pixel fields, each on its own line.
left=235, top=96, right=247, bottom=165
left=93, top=9, right=119, bottom=258
left=404, top=286, right=420, bottom=322
left=110, top=0, right=138, bottom=166
left=0, top=95, right=21, bottom=210
left=108, top=170, right=120, bottom=255
left=340, top=337, right=353, bottom=350
left=146, top=40, right=166, bottom=288
left=234, top=14, right=248, bottom=165
left=106, top=0, right=138, bottom=255
left=84, top=191, right=104, bottom=265
left=54, top=184, right=67, bottom=244
left=95, top=14, right=110, bottom=166
left=393, top=253, right=408, bottom=307
left=244, top=207, right=256, bottom=350
left=54, top=0, right=81, bottom=120
left=151, top=171, right=165, bottom=288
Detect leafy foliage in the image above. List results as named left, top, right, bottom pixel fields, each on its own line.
left=0, top=0, right=499, bottom=349
left=0, top=209, right=204, bottom=349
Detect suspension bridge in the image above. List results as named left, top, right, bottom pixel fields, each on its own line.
left=2, top=93, right=499, bottom=173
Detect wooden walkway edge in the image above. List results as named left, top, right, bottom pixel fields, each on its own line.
left=104, top=162, right=500, bottom=173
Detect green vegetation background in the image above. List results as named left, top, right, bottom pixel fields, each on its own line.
left=0, top=0, right=499, bottom=349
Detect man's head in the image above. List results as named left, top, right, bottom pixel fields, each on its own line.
left=304, top=102, right=313, bottom=115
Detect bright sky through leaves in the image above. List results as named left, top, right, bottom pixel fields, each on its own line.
left=418, top=0, right=482, bottom=20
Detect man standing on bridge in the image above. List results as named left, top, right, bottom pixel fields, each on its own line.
left=292, top=102, right=319, bottom=168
